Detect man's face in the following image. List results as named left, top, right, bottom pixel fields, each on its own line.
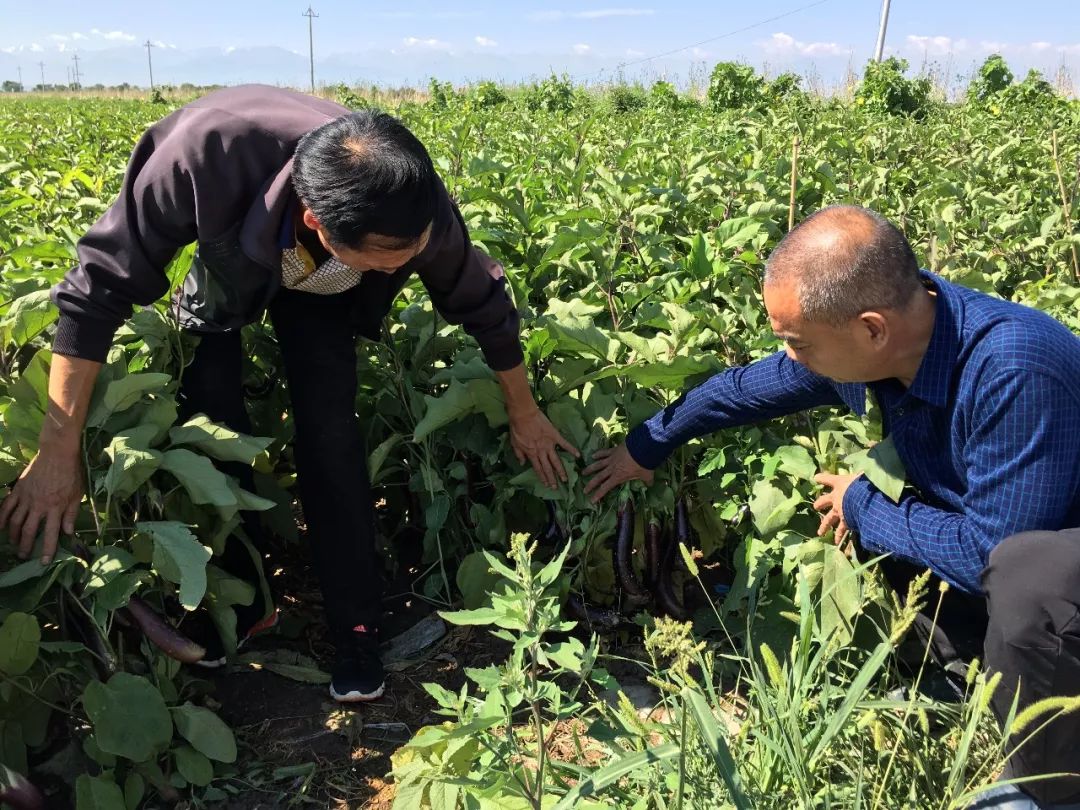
left=302, top=207, right=432, bottom=274
left=762, top=279, right=888, bottom=383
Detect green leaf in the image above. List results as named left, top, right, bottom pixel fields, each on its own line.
left=88, top=373, right=172, bottom=427
left=174, top=744, right=214, bottom=786
left=159, top=448, right=238, bottom=507
left=413, top=378, right=508, bottom=442
left=140, top=521, right=211, bottom=610
left=682, top=687, right=752, bottom=810
left=0, top=612, right=40, bottom=675
left=775, top=444, right=817, bottom=481
left=456, top=551, right=508, bottom=610
left=82, top=673, right=173, bottom=762
left=552, top=744, right=679, bottom=809
left=171, top=703, right=237, bottom=763
left=75, top=774, right=127, bottom=810
left=846, top=437, right=906, bottom=502
left=0, top=290, right=58, bottom=349
left=102, top=435, right=163, bottom=499
left=749, top=479, right=801, bottom=538
left=168, top=415, right=272, bottom=464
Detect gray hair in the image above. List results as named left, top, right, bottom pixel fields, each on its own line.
left=763, top=205, right=922, bottom=324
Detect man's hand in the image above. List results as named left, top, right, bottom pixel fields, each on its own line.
left=583, top=444, right=654, bottom=504
left=813, top=471, right=860, bottom=547
left=508, top=408, right=580, bottom=489
left=0, top=448, right=84, bottom=565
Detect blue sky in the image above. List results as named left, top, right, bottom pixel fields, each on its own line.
left=2, top=1, right=1078, bottom=90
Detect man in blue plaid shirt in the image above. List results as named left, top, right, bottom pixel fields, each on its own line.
left=586, top=205, right=1080, bottom=809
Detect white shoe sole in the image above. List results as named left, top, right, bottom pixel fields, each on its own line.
left=329, top=681, right=386, bottom=703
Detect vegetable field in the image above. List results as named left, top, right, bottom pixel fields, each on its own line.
left=1, top=63, right=1079, bottom=808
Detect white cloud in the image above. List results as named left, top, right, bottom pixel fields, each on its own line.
left=690, top=46, right=710, bottom=58
left=72, top=32, right=87, bottom=40
left=625, top=48, right=645, bottom=57
left=530, top=8, right=654, bottom=22
left=474, top=36, right=497, bottom=48
left=90, top=29, right=136, bottom=42
left=0, top=46, right=15, bottom=53
left=759, top=31, right=848, bottom=57
left=29, top=43, right=43, bottom=52
left=49, top=34, right=68, bottom=42
left=572, top=43, right=591, bottom=55
left=56, top=43, right=67, bottom=52
left=906, top=34, right=968, bottom=55
left=402, top=37, right=453, bottom=51
left=224, top=45, right=237, bottom=54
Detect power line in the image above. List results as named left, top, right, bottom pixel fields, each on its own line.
left=302, top=6, right=318, bottom=93
left=576, top=0, right=835, bottom=81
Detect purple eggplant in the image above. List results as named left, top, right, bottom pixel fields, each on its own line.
left=614, top=502, right=647, bottom=597
left=122, top=596, right=206, bottom=664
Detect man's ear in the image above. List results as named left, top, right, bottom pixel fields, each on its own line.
left=860, top=311, right=889, bottom=346
left=301, top=207, right=321, bottom=232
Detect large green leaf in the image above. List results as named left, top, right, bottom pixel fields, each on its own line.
left=82, top=673, right=172, bottom=762
left=168, top=415, right=272, bottom=464
left=139, top=521, right=211, bottom=610
left=171, top=703, right=237, bottom=763
left=102, top=433, right=163, bottom=499
left=0, top=612, right=40, bottom=676
left=75, top=774, right=126, bottom=810
left=413, top=378, right=508, bottom=442
left=0, top=289, right=58, bottom=349
left=846, top=437, right=907, bottom=502
left=749, top=479, right=801, bottom=538
left=87, top=373, right=172, bottom=427
left=174, top=744, right=214, bottom=786
left=159, top=448, right=237, bottom=507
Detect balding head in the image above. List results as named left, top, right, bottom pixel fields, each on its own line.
left=763, top=206, right=922, bottom=325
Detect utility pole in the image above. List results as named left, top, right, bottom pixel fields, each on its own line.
left=71, top=52, right=81, bottom=88
left=873, top=0, right=892, bottom=62
left=66, top=65, right=72, bottom=88
left=302, top=5, right=318, bottom=93
left=17, top=65, right=22, bottom=91
left=38, top=61, right=45, bottom=90
left=144, top=40, right=155, bottom=90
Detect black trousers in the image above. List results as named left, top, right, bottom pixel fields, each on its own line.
left=880, top=530, right=1080, bottom=804
left=178, top=287, right=381, bottom=643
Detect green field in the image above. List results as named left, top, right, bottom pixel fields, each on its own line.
left=1, top=63, right=1079, bottom=808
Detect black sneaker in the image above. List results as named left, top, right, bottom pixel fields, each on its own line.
left=329, top=626, right=386, bottom=703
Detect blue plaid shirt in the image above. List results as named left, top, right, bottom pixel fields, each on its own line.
left=626, top=272, right=1080, bottom=594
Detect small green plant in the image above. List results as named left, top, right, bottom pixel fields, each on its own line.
left=707, top=62, right=765, bottom=111
left=855, top=57, right=933, bottom=118
left=525, top=73, right=575, bottom=113
left=967, top=54, right=1014, bottom=104
left=470, top=80, right=508, bottom=109
left=605, top=84, right=648, bottom=115
left=427, top=77, right=455, bottom=109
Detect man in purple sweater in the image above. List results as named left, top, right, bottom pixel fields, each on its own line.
left=1, top=86, right=578, bottom=703
left=586, top=206, right=1080, bottom=808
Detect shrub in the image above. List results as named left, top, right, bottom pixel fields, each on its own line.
left=855, top=57, right=933, bottom=118
left=472, top=80, right=508, bottom=108
left=707, top=61, right=765, bottom=110
left=606, top=84, right=648, bottom=114
left=525, top=73, right=575, bottom=113
left=966, top=54, right=1014, bottom=104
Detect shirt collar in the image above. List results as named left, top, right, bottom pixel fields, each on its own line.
left=906, top=270, right=961, bottom=408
